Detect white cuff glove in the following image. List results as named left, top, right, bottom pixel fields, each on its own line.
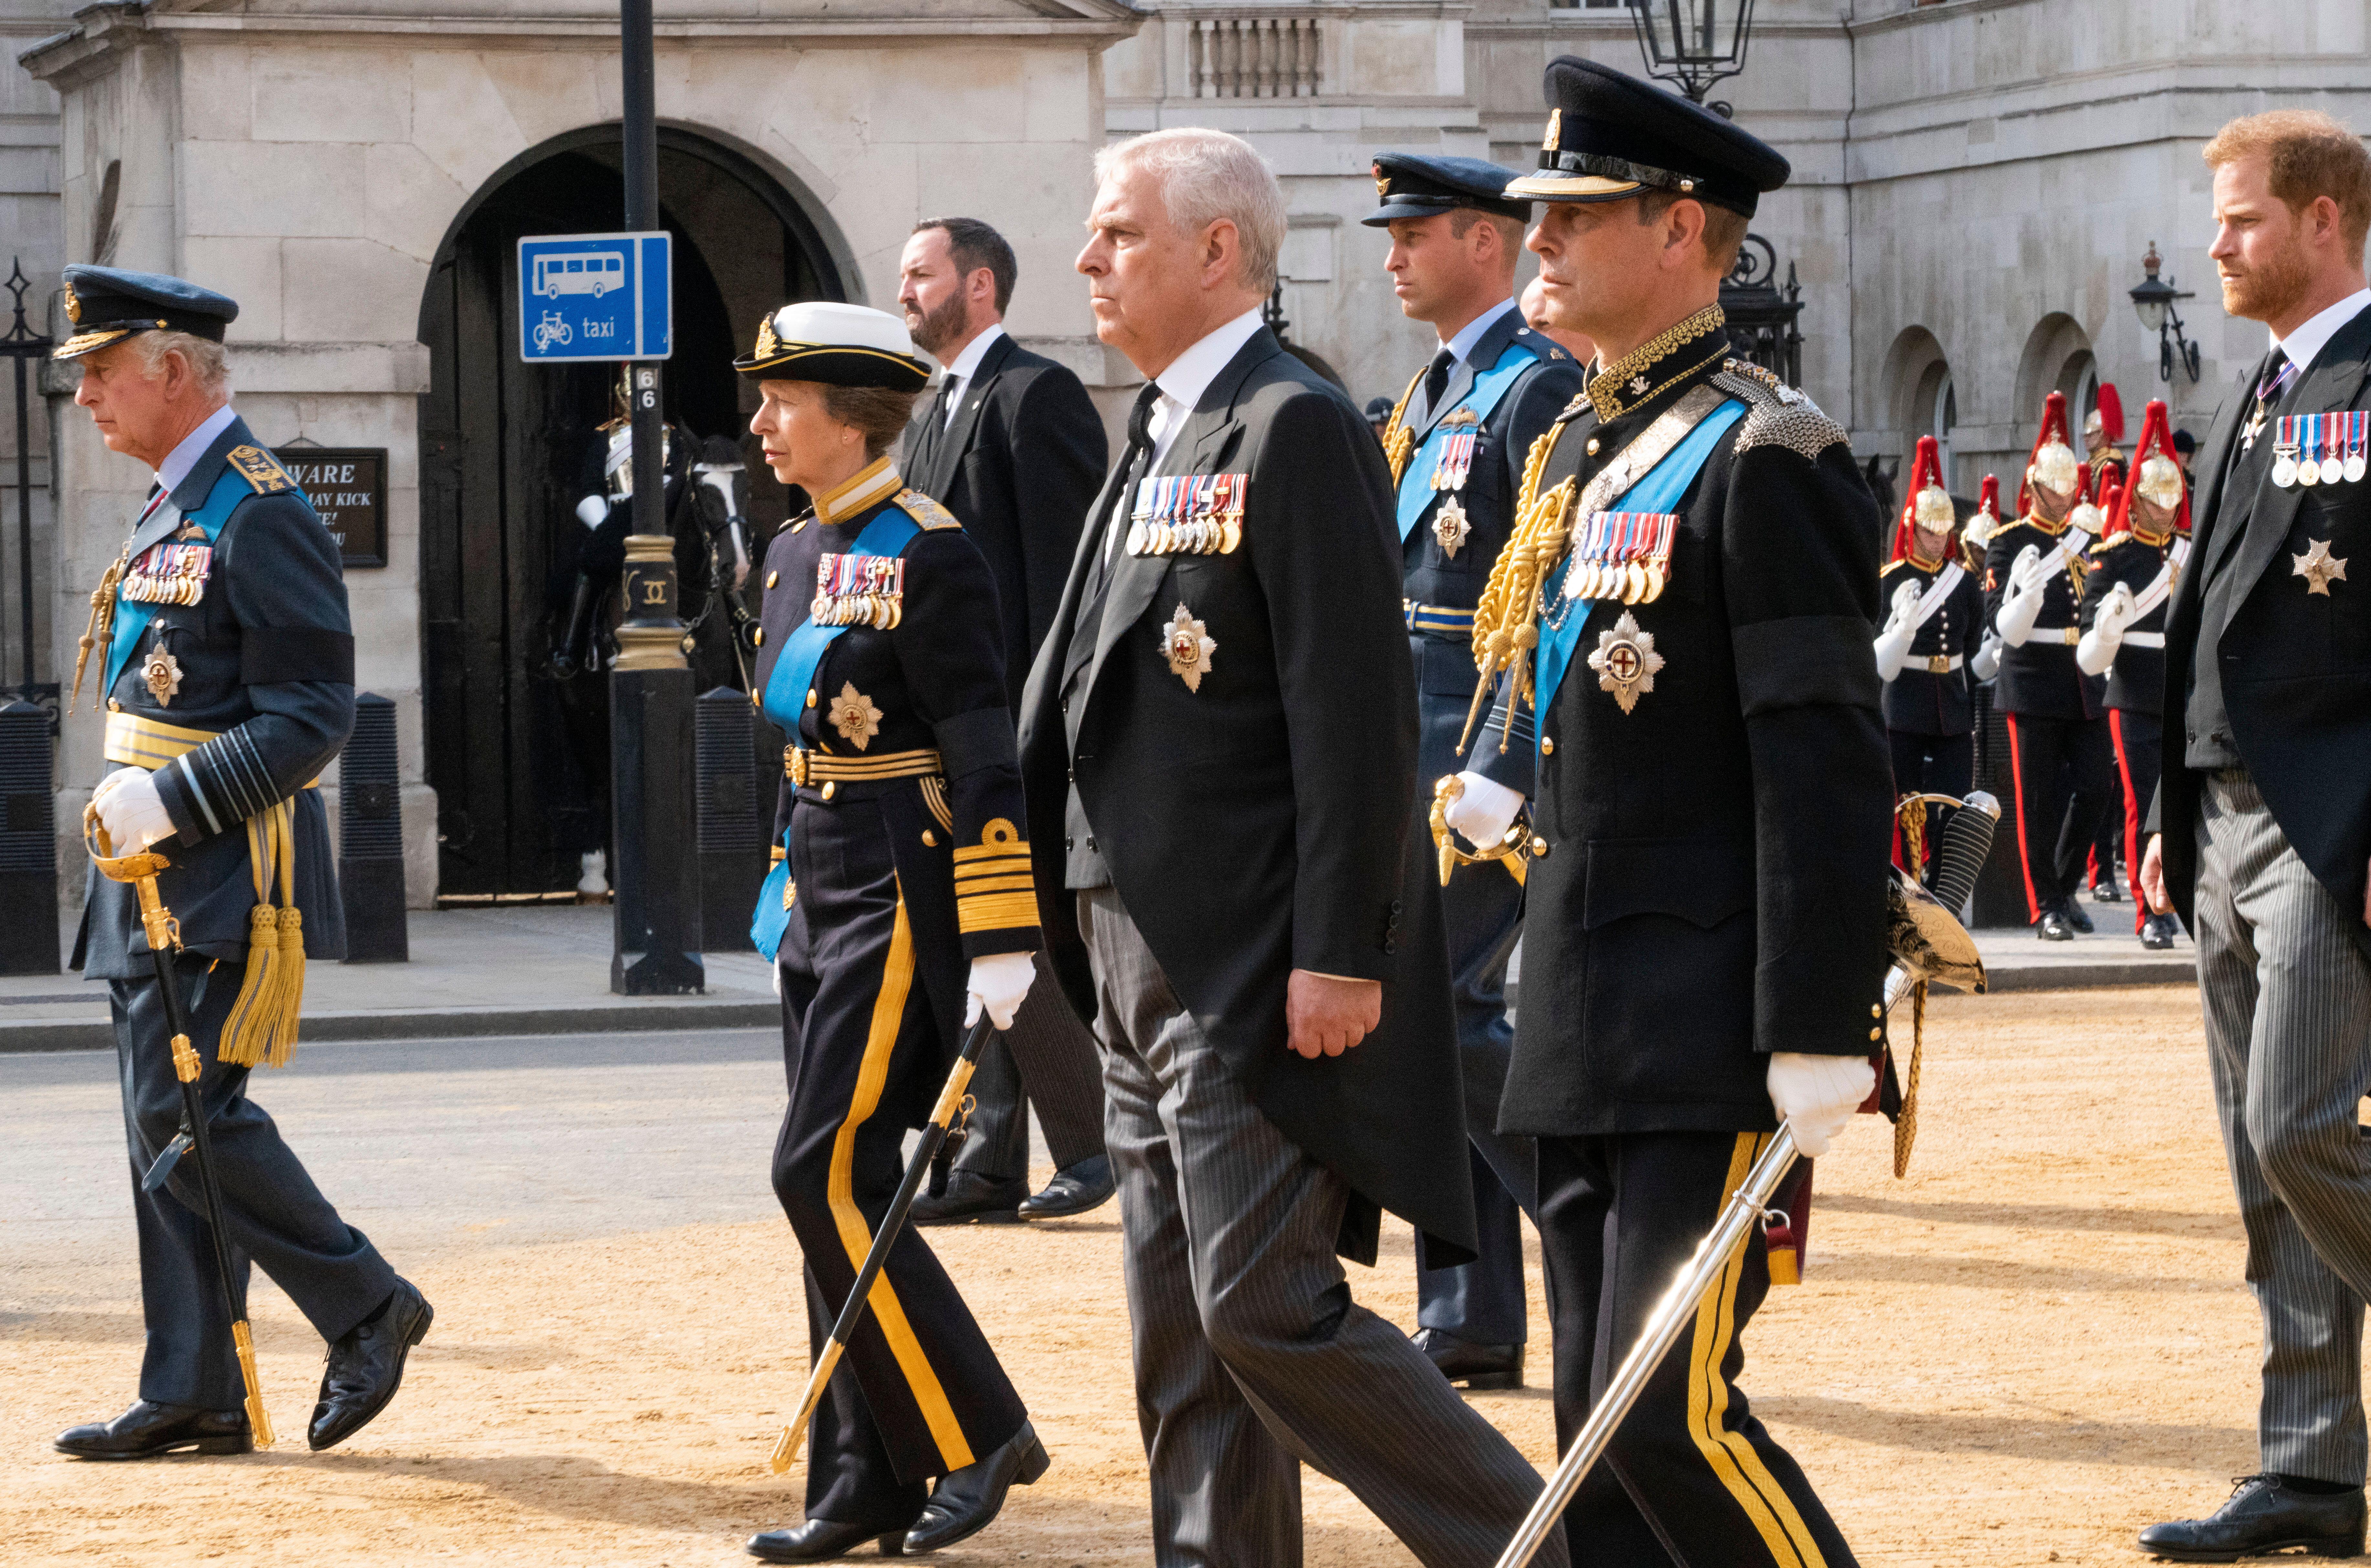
left=1884, top=578, right=1922, bottom=630
left=965, top=950, right=1037, bottom=1030
left=91, top=766, right=174, bottom=850
left=773, top=961, right=783, bottom=999
left=1996, top=585, right=2044, bottom=647
left=576, top=494, right=609, bottom=529
left=1443, top=771, right=1524, bottom=850
left=1971, top=633, right=2002, bottom=682
left=2007, top=542, right=2047, bottom=597
left=1766, top=1051, right=1876, bottom=1159
left=2076, top=583, right=2136, bottom=676
left=1873, top=624, right=1918, bottom=683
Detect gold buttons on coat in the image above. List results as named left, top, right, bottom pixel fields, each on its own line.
left=753, top=628, right=764, bottom=647
left=766, top=570, right=779, bottom=589
left=921, top=830, right=937, bottom=847
left=821, top=782, right=836, bottom=801
left=1530, top=836, right=1550, bottom=858
left=1540, top=737, right=1555, bottom=755
left=1868, top=1027, right=1882, bottom=1041
left=805, top=690, right=816, bottom=708
left=1585, top=437, right=1600, bottom=456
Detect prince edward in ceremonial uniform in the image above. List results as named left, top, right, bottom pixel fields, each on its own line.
left=1366, top=152, right=1584, bottom=1391
left=1022, top=127, right=1564, bottom=1567
left=54, top=266, right=431, bottom=1462
left=1486, top=59, right=1892, bottom=1565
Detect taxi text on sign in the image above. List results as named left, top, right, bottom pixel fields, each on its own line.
left=516, top=232, right=673, bottom=363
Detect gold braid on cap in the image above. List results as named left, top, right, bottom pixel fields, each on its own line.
left=1379, top=363, right=1425, bottom=486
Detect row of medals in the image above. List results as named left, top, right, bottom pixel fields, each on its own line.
left=1564, top=511, right=1677, bottom=606
left=1129, top=474, right=1246, bottom=557
left=121, top=541, right=212, bottom=607
left=2271, top=412, right=2369, bottom=489
left=1430, top=429, right=1478, bottom=557
left=811, top=553, right=906, bottom=630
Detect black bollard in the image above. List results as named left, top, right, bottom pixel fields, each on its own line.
left=338, top=692, right=408, bottom=963
left=696, top=687, right=765, bottom=952
left=0, top=699, right=58, bottom=973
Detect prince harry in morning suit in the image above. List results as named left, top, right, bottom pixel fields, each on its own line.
left=2140, top=111, right=2371, bottom=1562
left=1017, top=128, right=1563, bottom=1567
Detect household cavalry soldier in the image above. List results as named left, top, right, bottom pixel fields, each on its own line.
left=1875, top=434, right=1983, bottom=888
left=739, top=301, right=1047, bottom=1563
left=2078, top=397, right=2191, bottom=950
left=1367, top=150, right=1586, bottom=1393
left=53, top=265, right=432, bottom=1462
left=2085, top=382, right=2129, bottom=501
left=1983, top=390, right=2117, bottom=941
left=1482, top=57, right=1892, bottom=1566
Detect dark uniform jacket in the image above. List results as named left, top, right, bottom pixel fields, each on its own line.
left=2151, top=310, right=2371, bottom=961
left=1497, top=317, right=1894, bottom=1138
left=1877, top=552, right=1982, bottom=737
left=1393, top=306, right=1586, bottom=793
left=2080, top=528, right=2178, bottom=714
left=1016, top=325, right=1473, bottom=1264
left=75, top=415, right=353, bottom=981
left=902, top=333, right=1108, bottom=709
left=754, top=462, right=1041, bottom=1040
left=1981, top=512, right=2106, bottom=720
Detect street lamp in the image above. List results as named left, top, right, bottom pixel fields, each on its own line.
left=1628, top=0, right=1758, bottom=117
left=2130, top=241, right=2201, bottom=384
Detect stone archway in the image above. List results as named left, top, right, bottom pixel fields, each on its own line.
left=416, top=124, right=850, bottom=898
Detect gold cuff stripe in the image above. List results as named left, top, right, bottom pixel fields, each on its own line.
left=105, top=711, right=321, bottom=788
left=956, top=873, right=1036, bottom=896
left=952, top=840, right=1032, bottom=864
left=957, top=891, right=1041, bottom=933
left=953, top=853, right=1032, bottom=875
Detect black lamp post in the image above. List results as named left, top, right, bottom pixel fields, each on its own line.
left=1629, top=0, right=1758, bottom=117
left=2130, top=241, right=2201, bottom=384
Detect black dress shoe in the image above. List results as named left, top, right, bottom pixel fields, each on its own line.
left=2037, top=907, right=2077, bottom=942
left=904, top=1418, right=1050, bottom=1552
left=2142, top=913, right=2178, bottom=951
left=746, top=1519, right=909, bottom=1561
left=1413, top=1328, right=1525, bottom=1391
left=54, top=1400, right=251, bottom=1460
left=2139, top=1474, right=2366, bottom=1561
left=2064, top=897, right=2096, bottom=934
left=309, top=1277, right=433, bottom=1452
left=1018, top=1155, right=1115, bottom=1220
left=911, top=1172, right=1027, bottom=1226
left=2094, top=880, right=2124, bottom=903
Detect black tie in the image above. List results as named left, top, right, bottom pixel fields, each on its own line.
left=911, top=378, right=956, bottom=480
left=1071, top=384, right=1163, bottom=669
left=1418, top=346, right=1456, bottom=426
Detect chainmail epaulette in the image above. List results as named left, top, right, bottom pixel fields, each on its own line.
left=1712, top=359, right=1850, bottom=461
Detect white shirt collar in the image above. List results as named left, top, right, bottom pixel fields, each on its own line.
left=2271, top=287, right=2371, bottom=375
left=940, top=322, right=1006, bottom=425
left=1441, top=297, right=1518, bottom=369
left=1148, top=307, right=1265, bottom=465
left=156, top=403, right=238, bottom=496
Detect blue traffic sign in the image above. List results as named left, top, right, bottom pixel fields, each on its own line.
left=517, top=231, right=672, bottom=362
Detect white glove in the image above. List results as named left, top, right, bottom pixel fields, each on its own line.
left=1767, top=1052, right=1877, bottom=1158
left=91, top=766, right=174, bottom=850
left=1971, top=633, right=2003, bottom=682
left=965, top=950, right=1037, bottom=1030
left=2007, top=543, right=2048, bottom=597
left=1884, top=578, right=1922, bottom=631
left=575, top=494, right=609, bottom=529
left=1996, top=584, right=2045, bottom=647
left=1873, top=621, right=1918, bottom=683
left=1443, top=771, right=1524, bottom=850
left=2076, top=582, right=2136, bottom=675
left=773, top=961, right=783, bottom=999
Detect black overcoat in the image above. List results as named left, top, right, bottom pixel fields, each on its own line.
left=2150, top=311, right=2371, bottom=962
left=1016, top=326, right=1473, bottom=1264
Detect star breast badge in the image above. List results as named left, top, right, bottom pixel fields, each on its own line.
left=826, top=682, right=883, bottom=750
left=1160, top=602, right=1215, bottom=692
left=141, top=647, right=183, bottom=707
left=2293, top=536, right=2348, bottom=596
left=1433, top=494, right=1471, bottom=558
left=1586, top=610, right=1663, bottom=714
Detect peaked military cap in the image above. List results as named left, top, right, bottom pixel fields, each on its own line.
left=1506, top=57, right=1789, bottom=218
left=54, top=265, right=238, bottom=361
left=1362, top=153, right=1532, bottom=226
left=735, top=300, right=930, bottom=390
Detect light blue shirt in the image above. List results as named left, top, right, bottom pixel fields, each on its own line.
left=154, top=402, right=238, bottom=495
left=1440, top=297, right=1519, bottom=372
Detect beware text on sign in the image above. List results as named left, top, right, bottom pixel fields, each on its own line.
left=275, top=447, right=388, bottom=568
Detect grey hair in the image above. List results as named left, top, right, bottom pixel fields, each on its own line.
left=133, top=330, right=230, bottom=396
left=1094, top=128, right=1286, bottom=294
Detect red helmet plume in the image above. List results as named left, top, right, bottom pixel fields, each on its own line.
left=1890, top=435, right=1954, bottom=562
left=2019, top=391, right=2079, bottom=514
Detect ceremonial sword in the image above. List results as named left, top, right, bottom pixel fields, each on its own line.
left=84, top=811, right=276, bottom=1448
left=770, top=1013, right=997, bottom=1473
left=1492, top=793, right=2001, bottom=1568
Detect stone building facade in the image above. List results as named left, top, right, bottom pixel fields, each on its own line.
left=5, top=0, right=2368, bottom=906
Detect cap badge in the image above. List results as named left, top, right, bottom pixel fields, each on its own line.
left=1542, top=108, right=1562, bottom=153
left=61, top=279, right=81, bottom=325
left=1372, top=164, right=1390, bottom=199
left=754, top=315, right=782, bottom=360
left=1587, top=610, right=1664, bottom=714
left=1160, top=602, right=1216, bottom=692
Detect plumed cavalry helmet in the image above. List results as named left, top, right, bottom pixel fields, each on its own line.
left=734, top=301, right=930, bottom=390
left=1963, top=475, right=2002, bottom=550
left=1889, top=435, right=1956, bottom=563
left=2083, top=381, right=2125, bottom=446
left=2020, top=390, right=2081, bottom=513
left=2108, top=397, right=2187, bottom=539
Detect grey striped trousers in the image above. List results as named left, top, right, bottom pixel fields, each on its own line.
left=2196, top=768, right=2371, bottom=1483
left=1079, top=886, right=1566, bottom=1568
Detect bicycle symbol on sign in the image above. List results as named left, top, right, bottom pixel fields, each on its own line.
left=532, top=310, right=573, bottom=352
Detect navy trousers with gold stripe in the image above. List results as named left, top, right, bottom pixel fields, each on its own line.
left=1538, top=1131, right=1857, bottom=1568
left=772, top=788, right=1028, bottom=1529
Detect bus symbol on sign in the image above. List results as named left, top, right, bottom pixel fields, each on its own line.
left=517, top=231, right=671, bottom=363
left=533, top=250, right=626, bottom=300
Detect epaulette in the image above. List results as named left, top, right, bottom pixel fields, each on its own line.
left=226, top=444, right=296, bottom=496
left=1514, top=327, right=1569, bottom=363
left=1879, top=558, right=1911, bottom=578
left=1554, top=392, right=1591, bottom=426
left=893, top=489, right=963, bottom=532
left=1711, top=360, right=1850, bottom=461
